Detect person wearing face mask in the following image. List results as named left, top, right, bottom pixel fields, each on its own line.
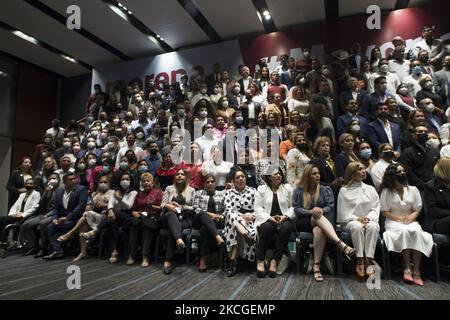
left=288, top=75, right=311, bottom=114
left=241, top=88, right=263, bottom=127
left=388, top=46, right=411, bottom=82
left=143, top=141, right=162, bottom=176
left=191, top=83, right=211, bottom=108
left=19, top=173, right=60, bottom=257
left=115, top=133, right=143, bottom=170
left=309, top=64, right=334, bottom=96
left=79, top=136, right=102, bottom=161
left=168, top=103, right=187, bottom=131
left=0, top=179, right=40, bottom=258
left=130, top=110, right=154, bottom=138
left=209, top=84, right=223, bottom=107
left=96, top=172, right=137, bottom=263
left=227, top=83, right=244, bottom=109
left=179, top=142, right=204, bottom=190
left=34, top=156, right=56, bottom=193
left=336, top=98, right=368, bottom=138
left=286, top=133, right=311, bottom=188
left=400, top=126, right=440, bottom=191
left=402, top=60, right=425, bottom=99
left=132, top=128, right=146, bottom=150
left=417, top=50, right=436, bottom=78
left=385, top=97, right=406, bottom=131
left=395, top=84, right=417, bottom=120
left=419, top=98, right=444, bottom=134
left=426, top=132, right=441, bottom=151
left=53, top=137, right=74, bottom=165
left=380, top=163, right=433, bottom=286
left=417, top=77, right=444, bottom=110
left=370, top=143, right=397, bottom=191
left=366, top=103, right=401, bottom=158
left=216, top=97, right=235, bottom=126
left=434, top=55, right=450, bottom=93
left=368, top=59, right=400, bottom=95
left=58, top=175, right=114, bottom=261
left=416, top=25, right=444, bottom=67
left=356, top=142, right=375, bottom=186
left=45, top=118, right=65, bottom=142
left=362, top=76, right=395, bottom=122
left=339, top=77, right=368, bottom=115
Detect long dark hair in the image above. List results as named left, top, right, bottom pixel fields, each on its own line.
left=380, top=163, right=407, bottom=191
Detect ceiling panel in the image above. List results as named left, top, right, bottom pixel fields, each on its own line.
left=192, top=0, right=264, bottom=38
left=0, top=27, right=90, bottom=77
left=41, top=0, right=164, bottom=58
left=121, top=0, right=209, bottom=49
left=267, top=0, right=326, bottom=28
left=339, top=0, right=395, bottom=17
left=0, top=0, right=120, bottom=67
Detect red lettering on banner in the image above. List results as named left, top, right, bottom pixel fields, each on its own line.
left=155, top=72, right=169, bottom=89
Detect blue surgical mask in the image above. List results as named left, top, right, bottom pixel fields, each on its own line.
left=138, top=165, right=148, bottom=173
left=412, top=66, right=422, bottom=75
left=103, top=165, right=110, bottom=174
left=359, top=148, right=372, bottom=160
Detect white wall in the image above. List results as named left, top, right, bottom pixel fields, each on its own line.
left=0, top=137, right=11, bottom=216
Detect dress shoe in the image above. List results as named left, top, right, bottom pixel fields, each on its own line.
left=413, top=272, right=424, bottom=286
left=141, top=258, right=150, bottom=268
left=0, top=249, right=6, bottom=259
left=163, top=266, right=173, bottom=275
left=34, top=250, right=47, bottom=258
left=226, top=260, right=237, bottom=277
left=23, top=247, right=39, bottom=256
left=43, top=251, right=64, bottom=260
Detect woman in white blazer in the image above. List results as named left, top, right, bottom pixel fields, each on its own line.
left=0, top=178, right=40, bottom=257
left=337, top=162, right=380, bottom=280
left=254, top=167, right=294, bottom=278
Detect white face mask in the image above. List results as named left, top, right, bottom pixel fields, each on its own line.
left=425, top=103, right=435, bottom=113
left=222, top=101, right=229, bottom=107
left=233, top=87, right=240, bottom=94
left=63, top=142, right=71, bottom=148
left=113, top=119, right=120, bottom=124
left=98, top=182, right=109, bottom=191
left=398, top=87, right=408, bottom=95
left=426, top=138, right=440, bottom=149
left=350, top=125, right=360, bottom=132
left=136, top=132, right=144, bottom=139
left=424, top=81, right=433, bottom=90
left=201, top=88, right=207, bottom=94
left=77, top=163, right=86, bottom=170
left=200, top=111, right=208, bottom=118
left=88, top=159, right=97, bottom=167
left=120, top=180, right=130, bottom=189
left=379, top=64, right=389, bottom=73
left=48, top=179, right=59, bottom=186
left=87, top=142, right=96, bottom=149
left=213, top=88, right=220, bottom=94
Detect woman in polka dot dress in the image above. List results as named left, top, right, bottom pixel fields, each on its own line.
left=223, top=168, right=257, bottom=277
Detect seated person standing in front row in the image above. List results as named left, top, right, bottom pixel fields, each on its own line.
left=43, top=172, right=88, bottom=260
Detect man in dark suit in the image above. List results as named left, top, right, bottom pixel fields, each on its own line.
left=361, top=76, right=394, bottom=122
left=349, top=42, right=363, bottom=74
left=238, top=66, right=254, bottom=95
left=280, top=57, right=298, bottom=89
left=43, top=172, right=88, bottom=260
left=336, top=98, right=368, bottom=138
left=241, top=89, right=263, bottom=127
left=339, top=77, right=368, bottom=115
left=205, top=63, right=222, bottom=94
left=366, top=103, right=401, bottom=158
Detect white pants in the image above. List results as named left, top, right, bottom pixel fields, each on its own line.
left=342, top=221, right=380, bottom=258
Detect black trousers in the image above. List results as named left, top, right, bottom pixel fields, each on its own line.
left=97, top=210, right=132, bottom=252
left=128, top=216, right=159, bottom=259
left=267, top=217, right=312, bottom=261
left=39, top=217, right=53, bottom=250
left=160, top=211, right=191, bottom=262
left=0, top=216, right=22, bottom=243
left=192, top=212, right=223, bottom=257
left=434, top=216, right=450, bottom=234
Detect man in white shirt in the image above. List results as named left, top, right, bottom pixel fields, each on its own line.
left=46, top=119, right=65, bottom=142
left=368, top=59, right=400, bottom=95
left=403, top=60, right=426, bottom=98
left=369, top=143, right=396, bottom=191
left=415, top=25, right=444, bottom=67
left=388, top=46, right=411, bottom=82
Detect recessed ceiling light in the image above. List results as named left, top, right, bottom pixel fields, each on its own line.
left=61, top=54, right=78, bottom=63
left=128, top=11, right=132, bottom=14
left=108, top=4, right=129, bottom=21
left=118, top=3, right=123, bottom=7
left=12, top=30, right=39, bottom=45
left=264, top=14, right=271, bottom=20
left=148, top=35, right=159, bottom=45
left=263, top=10, right=270, bottom=16
left=122, top=6, right=127, bottom=10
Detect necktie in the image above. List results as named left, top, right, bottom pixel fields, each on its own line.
left=207, top=194, right=216, bottom=213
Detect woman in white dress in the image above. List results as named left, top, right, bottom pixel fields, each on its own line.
left=337, top=162, right=380, bottom=280
left=380, top=163, right=433, bottom=286
left=223, top=168, right=257, bottom=277
left=57, top=175, right=113, bottom=261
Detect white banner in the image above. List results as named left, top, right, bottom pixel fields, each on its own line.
left=92, top=40, right=244, bottom=91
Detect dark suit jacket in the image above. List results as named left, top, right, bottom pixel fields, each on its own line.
left=339, top=90, right=368, bottom=114
left=241, top=101, right=262, bottom=127
left=336, top=113, right=368, bottom=138
left=238, top=78, right=254, bottom=95
left=280, top=69, right=297, bottom=89
left=349, top=55, right=363, bottom=73
left=423, top=178, right=450, bottom=233
left=366, top=119, right=401, bottom=154
left=310, top=156, right=337, bottom=187
left=361, top=92, right=394, bottom=122
left=205, top=73, right=221, bottom=94
left=51, top=185, right=88, bottom=222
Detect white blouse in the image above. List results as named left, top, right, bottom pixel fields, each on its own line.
left=202, top=160, right=234, bottom=187
left=108, top=190, right=137, bottom=211
left=337, top=182, right=380, bottom=224
left=380, top=186, right=422, bottom=218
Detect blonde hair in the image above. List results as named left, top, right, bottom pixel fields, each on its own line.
left=312, top=136, right=331, bottom=156
left=338, top=133, right=358, bottom=161
left=140, top=172, right=154, bottom=182
left=343, top=161, right=363, bottom=186
left=298, top=164, right=320, bottom=208
left=434, top=157, right=450, bottom=181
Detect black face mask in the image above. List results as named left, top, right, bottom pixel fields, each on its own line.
left=150, top=148, right=158, bottom=155
left=127, top=155, right=137, bottom=163
left=297, top=143, right=309, bottom=152
left=383, top=151, right=395, bottom=160
left=420, top=57, right=429, bottom=64
left=25, top=186, right=34, bottom=191
left=417, top=133, right=428, bottom=144
left=396, top=173, right=407, bottom=184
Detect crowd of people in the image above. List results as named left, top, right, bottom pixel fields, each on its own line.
left=1, top=25, right=450, bottom=286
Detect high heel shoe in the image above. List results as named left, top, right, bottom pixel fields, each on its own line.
left=256, top=261, right=266, bottom=278
left=268, top=260, right=277, bottom=278
left=109, top=251, right=118, bottom=264
left=403, top=269, right=414, bottom=283
left=57, top=232, right=74, bottom=242
left=413, top=272, right=424, bottom=286
left=337, top=240, right=355, bottom=260
left=356, top=259, right=366, bottom=281
left=313, top=262, right=323, bottom=282
left=176, top=239, right=186, bottom=248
